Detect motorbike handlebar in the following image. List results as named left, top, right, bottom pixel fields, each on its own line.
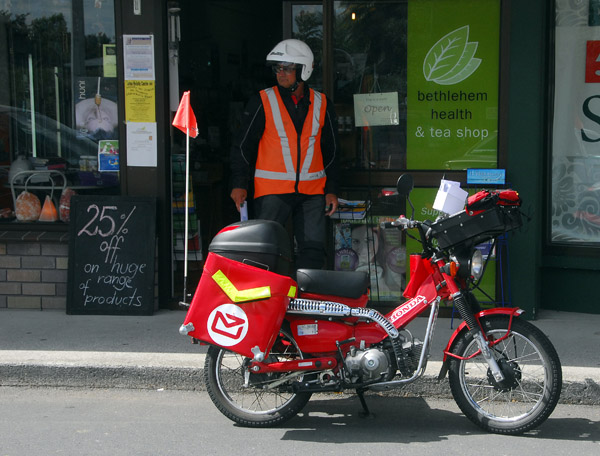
left=380, top=217, right=419, bottom=230
left=381, top=217, right=434, bottom=256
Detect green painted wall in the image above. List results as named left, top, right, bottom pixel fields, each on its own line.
left=507, top=0, right=600, bottom=317
left=541, top=268, right=600, bottom=314
left=505, top=0, right=548, bottom=320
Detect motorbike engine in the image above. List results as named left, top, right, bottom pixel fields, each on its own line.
left=344, top=344, right=392, bottom=382
left=397, top=338, right=423, bottom=377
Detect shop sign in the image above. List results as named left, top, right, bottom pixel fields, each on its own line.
left=405, top=188, right=496, bottom=301
left=353, top=92, right=400, bottom=127
left=407, top=0, right=500, bottom=169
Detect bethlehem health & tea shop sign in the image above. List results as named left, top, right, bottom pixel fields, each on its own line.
left=407, top=0, right=500, bottom=170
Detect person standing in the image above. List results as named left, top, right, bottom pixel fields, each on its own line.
left=230, top=39, right=340, bottom=270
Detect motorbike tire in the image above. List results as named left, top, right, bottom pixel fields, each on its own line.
left=204, top=328, right=312, bottom=427
left=448, top=315, right=562, bottom=435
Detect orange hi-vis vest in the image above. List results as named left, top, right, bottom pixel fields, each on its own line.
left=254, top=86, right=327, bottom=198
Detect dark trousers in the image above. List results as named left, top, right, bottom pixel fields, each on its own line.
left=254, top=193, right=326, bottom=270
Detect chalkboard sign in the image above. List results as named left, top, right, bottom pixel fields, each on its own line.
left=67, top=195, right=157, bottom=316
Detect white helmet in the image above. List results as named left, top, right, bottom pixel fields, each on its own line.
left=266, top=39, right=314, bottom=82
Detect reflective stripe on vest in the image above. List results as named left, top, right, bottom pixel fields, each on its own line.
left=254, top=87, right=327, bottom=197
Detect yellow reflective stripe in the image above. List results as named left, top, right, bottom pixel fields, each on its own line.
left=288, top=286, right=297, bottom=298
left=236, top=287, right=271, bottom=301
left=212, top=270, right=271, bottom=302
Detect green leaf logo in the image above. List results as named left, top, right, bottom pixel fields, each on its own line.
left=423, top=25, right=481, bottom=85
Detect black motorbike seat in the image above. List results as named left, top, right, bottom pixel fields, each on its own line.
left=296, top=269, right=370, bottom=299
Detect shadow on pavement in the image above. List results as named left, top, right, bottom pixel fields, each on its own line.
left=275, top=395, right=600, bottom=444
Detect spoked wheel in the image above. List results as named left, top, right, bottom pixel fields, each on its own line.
left=448, top=316, right=562, bottom=435
left=204, top=328, right=312, bottom=427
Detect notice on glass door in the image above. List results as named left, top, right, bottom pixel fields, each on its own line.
left=125, top=80, right=156, bottom=122
left=353, top=92, right=400, bottom=127
left=126, top=122, right=157, bottom=167
left=123, top=35, right=155, bottom=81
left=123, top=34, right=157, bottom=168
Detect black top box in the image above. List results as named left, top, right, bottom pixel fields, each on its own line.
left=429, top=205, right=522, bottom=250
left=209, top=219, right=293, bottom=276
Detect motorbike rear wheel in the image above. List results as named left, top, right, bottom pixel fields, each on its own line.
left=448, top=315, right=562, bottom=435
left=204, top=328, right=312, bottom=427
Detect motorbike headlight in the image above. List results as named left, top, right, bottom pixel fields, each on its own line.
left=470, top=249, right=484, bottom=280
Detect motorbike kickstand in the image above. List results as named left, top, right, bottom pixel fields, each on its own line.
left=356, top=388, right=374, bottom=419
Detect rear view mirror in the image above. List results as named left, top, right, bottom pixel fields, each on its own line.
left=396, top=174, right=414, bottom=198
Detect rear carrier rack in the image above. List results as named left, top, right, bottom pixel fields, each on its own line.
left=429, top=205, right=522, bottom=250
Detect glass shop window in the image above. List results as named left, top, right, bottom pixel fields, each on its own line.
left=0, top=0, right=120, bottom=224
left=332, top=1, right=407, bottom=170
left=291, top=3, right=324, bottom=92
left=550, top=0, right=600, bottom=246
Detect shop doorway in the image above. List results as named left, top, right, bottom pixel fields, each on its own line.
left=169, top=0, right=284, bottom=302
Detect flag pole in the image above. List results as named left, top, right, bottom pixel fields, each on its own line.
left=182, top=125, right=190, bottom=305
left=172, top=90, right=197, bottom=307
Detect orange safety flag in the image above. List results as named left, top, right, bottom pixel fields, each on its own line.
left=172, top=90, right=198, bottom=138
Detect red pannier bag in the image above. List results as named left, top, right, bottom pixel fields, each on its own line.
left=467, top=189, right=521, bottom=216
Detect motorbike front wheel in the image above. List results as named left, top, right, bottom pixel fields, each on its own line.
left=448, top=315, right=562, bottom=435
left=204, top=328, right=312, bottom=427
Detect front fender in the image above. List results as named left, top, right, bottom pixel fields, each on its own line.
left=437, top=307, right=524, bottom=380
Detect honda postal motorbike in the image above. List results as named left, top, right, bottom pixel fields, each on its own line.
left=179, top=174, right=562, bottom=435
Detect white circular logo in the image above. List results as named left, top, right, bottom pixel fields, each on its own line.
left=207, top=304, right=249, bottom=346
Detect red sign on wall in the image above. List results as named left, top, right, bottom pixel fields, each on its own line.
left=585, top=41, right=600, bottom=83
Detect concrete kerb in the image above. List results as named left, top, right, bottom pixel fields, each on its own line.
left=1, top=359, right=598, bottom=406
left=1, top=308, right=598, bottom=405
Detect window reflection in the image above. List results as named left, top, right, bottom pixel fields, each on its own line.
left=292, top=4, right=324, bottom=91
left=333, top=1, right=407, bottom=171
left=0, top=0, right=119, bottom=223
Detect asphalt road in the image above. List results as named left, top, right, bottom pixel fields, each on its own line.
left=1, top=387, right=599, bottom=456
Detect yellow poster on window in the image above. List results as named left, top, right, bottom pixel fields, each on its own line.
left=124, top=80, right=156, bottom=122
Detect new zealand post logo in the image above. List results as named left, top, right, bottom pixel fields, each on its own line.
left=423, top=25, right=481, bottom=86
left=207, top=304, right=249, bottom=346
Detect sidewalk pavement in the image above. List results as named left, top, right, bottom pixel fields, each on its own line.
left=0, top=308, right=599, bottom=404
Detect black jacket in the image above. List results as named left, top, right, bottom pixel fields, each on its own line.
left=230, top=83, right=340, bottom=196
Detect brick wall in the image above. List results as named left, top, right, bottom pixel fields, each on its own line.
left=0, top=233, right=69, bottom=310
left=0, top=232, right=160, bottom=311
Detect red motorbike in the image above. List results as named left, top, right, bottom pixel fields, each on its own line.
left=180, top=174, right=562, bottom=434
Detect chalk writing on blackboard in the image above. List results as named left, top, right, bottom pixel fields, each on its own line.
left=67, top=196, right=156, bottom=316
